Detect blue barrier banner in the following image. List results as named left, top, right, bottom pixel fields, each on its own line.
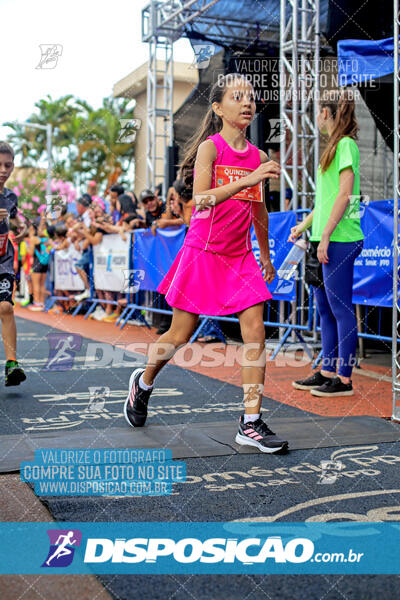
left=133, top=226, right=187, bottom=291
left=353, top=199, right=394, bottom=307
left=251, top=210, right=297, bottom=301
left=0, top=522, right=399, bottom=574
left=131, top=204, right=395, bottom=308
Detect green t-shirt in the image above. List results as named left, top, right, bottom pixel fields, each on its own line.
left=310, top=136, right=364, bottom=242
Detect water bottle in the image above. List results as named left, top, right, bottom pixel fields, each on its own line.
left=0, top=213, right=9, bottom=257
left=277, top=238, right=309, bottom=280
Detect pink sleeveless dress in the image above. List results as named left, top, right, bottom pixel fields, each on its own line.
left=157, top=132, right=273, bottom=315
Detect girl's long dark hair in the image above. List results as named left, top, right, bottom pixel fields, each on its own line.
left=179, top=73, right=249, bottom=191
left=319, top=88, right=359, bottom=172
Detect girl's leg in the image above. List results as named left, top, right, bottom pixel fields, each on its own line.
left=323, top=241, right=363, bottom=383
left=104, top=291, right=114, bottom=315
left=27, top=274, right=33, bottom=297
left=313, top=286, right=338, bottom=377
left=142, top=307, right=199, bottom=386
left=115, top=293, right=122, bottom=316
left=237, top=302, right=266, bottom=417
left=31, top=272, right=40, bottom=304
left=40, top=273, right=47, bottom=305
left=96, top=290, right=105, bottom=310
left=235, top=302, right=288, bottom=451
left=1, top=295, right=26, bottom=386
left=0, top=301, right=16, bottom=360
left=76, top=267, right=89, bottom=290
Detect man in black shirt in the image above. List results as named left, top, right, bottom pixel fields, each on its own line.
left=140, top=189, right=166, bottom=228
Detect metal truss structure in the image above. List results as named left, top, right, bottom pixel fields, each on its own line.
left=142, top=2, right=174, bottom=190
left=142, top=0, right=278, bottom=46
left=392, top=0, right=400, bottom=420
left=141, top=0, right=399, bottom=422
left=141, top=0, right=280, bottom=189
left=142, top=0, right=228, bottom=190
left=279, top=0, right=320, bottom=211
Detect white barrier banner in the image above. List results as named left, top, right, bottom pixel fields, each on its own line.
left=54, top=247, right=85, bottom=291
left=93, top=234, right=131, bottom=292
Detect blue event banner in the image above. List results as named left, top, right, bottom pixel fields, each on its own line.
left=251, top=210, right=297, bottom=301
left=133, top=226, right=187, bottom=292
left=352, top=199, right=394, bottom=307
left=132, top=215, right=297, bottom=299
left=0, top=522, right=399, bottom=574
left=131, top=203, right=395, bottom=307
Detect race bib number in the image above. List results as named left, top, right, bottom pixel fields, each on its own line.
left=215, top=165, right=263, bottom=202
left=0, top=234, right=8, bottom=257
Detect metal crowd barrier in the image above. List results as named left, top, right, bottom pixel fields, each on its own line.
left=45, top=210, right=396, bottom=362
left=45, top=220, right=315, bottom=362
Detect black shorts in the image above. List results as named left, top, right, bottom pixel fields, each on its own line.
left=32, top=260, right=49, bottom=274
left=0, top=273, right=14, bottom=305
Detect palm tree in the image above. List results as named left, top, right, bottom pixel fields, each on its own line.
left=74, top=96, right=136, bottom=187
left=3, top=95, right=137, bottom=192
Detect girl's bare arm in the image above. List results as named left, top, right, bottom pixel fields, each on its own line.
left=252, top=150, right=271, bottom=258
left=193, top=140, right=280, bottom=210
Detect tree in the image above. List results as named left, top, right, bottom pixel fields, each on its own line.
left=3, top=95, right=137, bottom=192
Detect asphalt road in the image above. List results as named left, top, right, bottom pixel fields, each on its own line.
left=1, top=316, right=400, bottom=600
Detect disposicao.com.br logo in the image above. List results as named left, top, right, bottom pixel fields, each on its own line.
left=33, top=525, right=368, bottom=574
left=42, top=529, right=82, bottom=567
left=83, top=536, right=316, bottom=564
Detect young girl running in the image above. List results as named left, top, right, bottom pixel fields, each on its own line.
left=289, top=88, right=364, bottom=397
left=123, top=74, right=288, bottom=453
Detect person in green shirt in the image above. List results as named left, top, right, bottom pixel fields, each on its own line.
left=289, top=88, right=364, bottom=397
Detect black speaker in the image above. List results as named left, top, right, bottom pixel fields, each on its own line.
left=249, top=113, right=265, bottom=150
left=166, top=144, right=179, bottom=189
left=326, top=0, right=393, bottom=50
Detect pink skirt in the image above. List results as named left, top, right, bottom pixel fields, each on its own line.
left=157, top=244, right=272, bottom=315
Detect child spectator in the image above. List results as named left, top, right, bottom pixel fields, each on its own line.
left=109, top=184, right=124, bottom=224
left=27, top=216, right=50, bottom=311
left=73, top=196, right=94, bottom=302
left=150, top=186, right=185, bottom=236
left=19, top=232, right=34, bottom=307
left=49, top=223, right=72, bottom=314
left=117, top=193, right=137, bottom=223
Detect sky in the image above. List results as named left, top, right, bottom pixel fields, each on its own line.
left=0, top=0, right=194, bottom=162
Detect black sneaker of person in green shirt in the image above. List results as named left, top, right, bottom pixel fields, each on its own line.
left=5, top=360, right=26, bottom=386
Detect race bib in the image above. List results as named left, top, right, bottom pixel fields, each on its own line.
left=0, top=234, right=8, bottom=257
left=215, top=165, right=263, bottom=202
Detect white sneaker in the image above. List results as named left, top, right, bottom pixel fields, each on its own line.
left=28, top=303, right=44, bottom=312
left=127, top=319, right=145, bottom=326
left=75, top=289, right=91, bottom=302
left=92, top=306, right=106, bottom=321
left=88, top=305, right=101, bottom=319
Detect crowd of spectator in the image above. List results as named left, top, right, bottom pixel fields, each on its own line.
left=13, top=179, right=193, bottom=328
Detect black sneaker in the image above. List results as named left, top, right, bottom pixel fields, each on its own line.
left=123, top=368, right=153, bottom=427
left=5, top=360, right=26, bottom=387
left=235, top=414, right=289, bottom=453
left=310, top=376, right=354, bottom=397
left=292, top=371, right=334, bottom=390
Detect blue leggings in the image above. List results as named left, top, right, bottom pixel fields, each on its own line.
left=314, top=240, right=363, bottom=378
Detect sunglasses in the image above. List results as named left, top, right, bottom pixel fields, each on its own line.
left=142, top=197, right=155, bottom=204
